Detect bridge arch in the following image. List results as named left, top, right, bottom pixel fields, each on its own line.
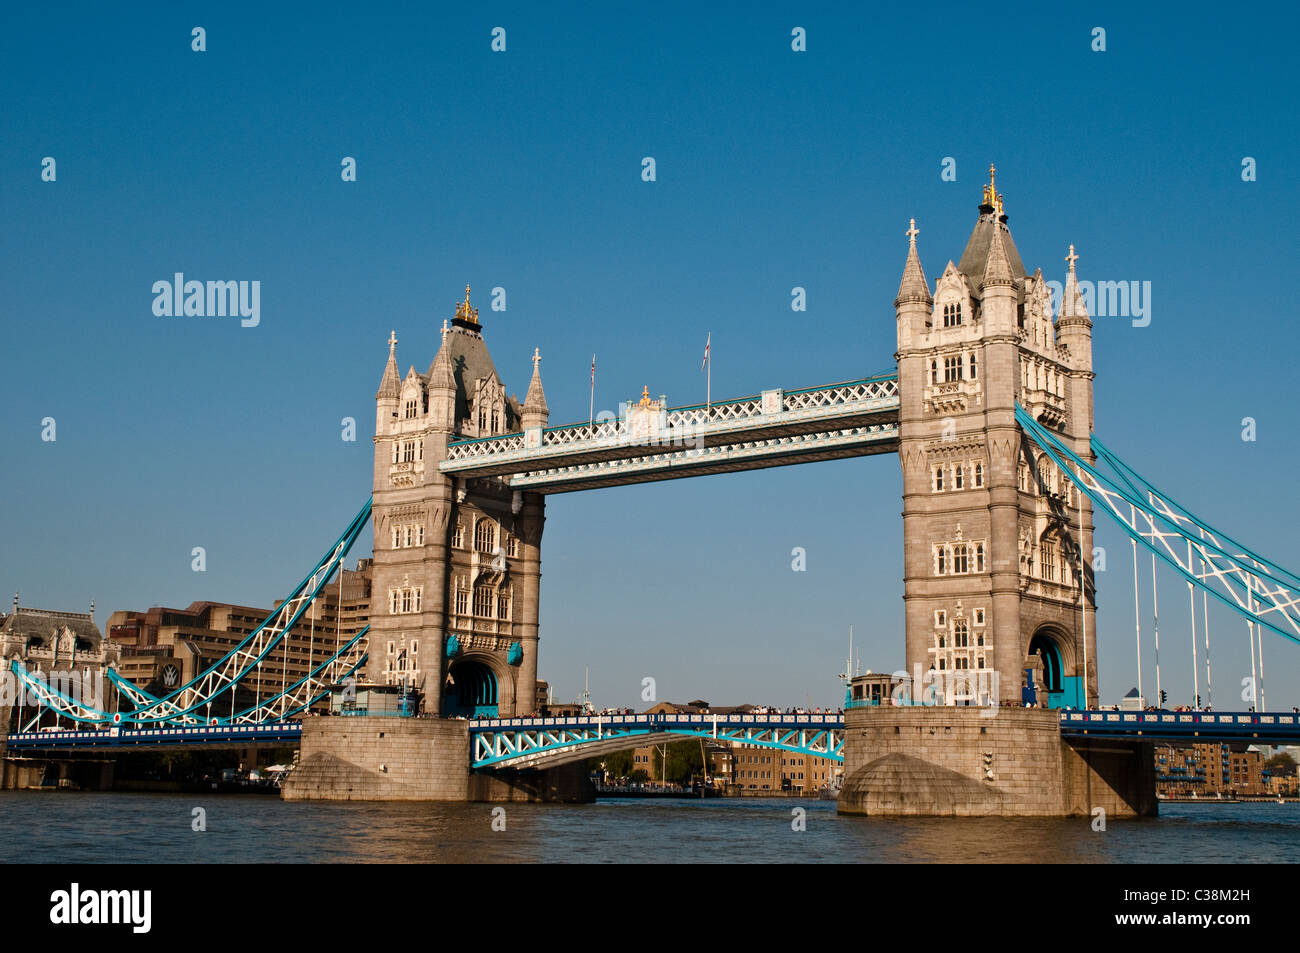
left=1027, top=624, right=1080, bottom=709
left=444, top=654, right=506, bottom=718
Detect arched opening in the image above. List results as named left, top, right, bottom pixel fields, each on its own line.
left=443, top=659, right=498, bottom=718
left=1028, top=629, right=1081, bottom=709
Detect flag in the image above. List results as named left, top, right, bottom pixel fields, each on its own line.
left=701, top=332, right=710, bottom=371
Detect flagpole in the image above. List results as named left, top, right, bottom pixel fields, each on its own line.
left=706, top=332, right=711, bottom=410
left=589, top=353, right=595, bottom=427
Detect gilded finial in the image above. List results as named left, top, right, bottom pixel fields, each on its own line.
left=906, top=218, right=919, bottom=246
left=982, top=163, right=1004, bottom=215
left=455, top=285, right=480, bottom=325
left=639, top=385, right=652, bottom=407
left=1066, top=244, right=1079, bottom=274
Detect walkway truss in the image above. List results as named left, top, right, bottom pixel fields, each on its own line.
left=470, top=713, right=846, bottom=770
left=1018, top=406, right=1300, bottom=646
left=9, top=501, right=374, bottom=729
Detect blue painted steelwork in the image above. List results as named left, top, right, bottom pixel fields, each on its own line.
left=1017, top=406, right=1300, bottom=645
left=7, top=721, right=303, bottom=750
left=469, top=712, right=846, bottom=769
left=1059, top=710, right=1300, bottom=744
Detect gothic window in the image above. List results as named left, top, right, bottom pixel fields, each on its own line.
left=1042, top=543, right=1057, bottom=582
left=955, top=657, right=969, bottom=670
left=404, top=399, right=417, bottom=419
left=454, top=588, right=469, bottom=616
left=506, top=535, right=519, bottom=558
left=1038, top=460, right=1052, bottom=493
left=954, top=619, right=969, bottom=647
left=944, top=356, right=963, bottom=382
left=978, top=657, right=985, bottom=668
left=934, top=467, right=945, bottom=492
left=974, top=463, right=984, bottom=487
left=497, top=591, right=511, bottom=620
left=969, top=352, right=978, bottom=380
left=931, top=360, right=939, bottom=385
left=473, top=588, right=494, bottom=618
left=478, top=409, right=487, bottom=432
left=417, top=441, right=423, bottom=462
left=974, top=608, right=985, bottom=626
left=942, top=302, right=963, bottom=328
left=404, top=526, right=414, bottom=548
left=389, top=586, right=422, bottom=614
left=416, top=525, right=425, bottom=546
left=955, top=466, right=964, bottom=490
left=475, top=519, right=496, bottom=554
left=491, top=409, right=500, bottom=433
left=452, top=524, right=464, bottom=549
left=935, top=610, right=946, bottom=627
left=391, top=527, right=400, bottom=549
left=411, top=640, right=419, bottom=656
left=954, top=546, right=969, bottom=574
left=402, top=441, right=416, bottom=463
left=938, top=634, right=946, bottom=648
left=976, top=543, right=985, bottom=573
left=938, top=658, right=947, bottom=671
left=392, top=442, right=400, bottom=464
left=936, top=546, right=947, bottom=575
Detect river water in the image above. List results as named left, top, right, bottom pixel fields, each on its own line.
left=2, top=792, right=1297, bottom=863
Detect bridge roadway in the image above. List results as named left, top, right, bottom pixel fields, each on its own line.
left=8, top=710, right=1300, bottom=762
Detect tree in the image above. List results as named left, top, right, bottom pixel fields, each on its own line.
left=586, top=749, right=634, bottom=781
left=1265, top=752, right=1296, bottom=777
left=653, top=739, right=704, bottom=786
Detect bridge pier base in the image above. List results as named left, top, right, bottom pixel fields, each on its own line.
left=838, top=707, right=1155, bottom=818
left=281, top=716, right=592, bottom=802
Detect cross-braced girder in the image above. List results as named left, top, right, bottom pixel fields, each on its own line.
left=9, top=501, right=374, bottom=727
left=470, top=713, right=846, bottom=770
left=1017, top=405, right=1300, bottom=645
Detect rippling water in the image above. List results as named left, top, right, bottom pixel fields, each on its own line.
left=2, top=792, right=1296, bottom=863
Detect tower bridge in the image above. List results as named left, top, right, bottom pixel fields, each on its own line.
left=6, top=171, right=1298, bottom=815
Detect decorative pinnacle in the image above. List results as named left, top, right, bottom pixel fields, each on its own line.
left=441, top=319, right=449, bottom=341
left=981, top=163, right=1004, bottom=215
left=387, top=329, right=397, bottom=356
left=455, top=285, right=480, bottom=325
left=906, top=218, right=919, bottom=246
left=532, top=347, right=541, bottom=370
left=1066, top=244, right=1079, bottom=274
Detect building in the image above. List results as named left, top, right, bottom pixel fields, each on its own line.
left=0, top=600, right=121, bottom=727
left=104, top=560, right=371, bottom=712
left=894, top=169, right=1096, bottom=707
left=369, top=290, right=547, bottom=717
left=1154, top=743, right=1267, bottom=797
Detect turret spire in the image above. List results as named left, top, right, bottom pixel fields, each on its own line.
left=895, top=217, right=932, bottom=304
left=1060, top=244, right=1089, bottom=319
left=376, top=330, right=400, bottom=399
left=981, top=213, right=1014, bottom=289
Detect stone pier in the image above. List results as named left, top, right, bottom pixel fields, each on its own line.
left=281, top=716, right=592, bottom=803
left=837, top=706, right=1155, bottom=817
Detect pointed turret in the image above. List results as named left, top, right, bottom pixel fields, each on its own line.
left=427, top=332, right=457, bottom=431
left=895, top=218, right=932, bottom=305
left=376, top=330, right=400, bottom=399
left=521, top=348, right=549, bottom=430
left=1056, top=244, right=1093, bottom=375
left=980, top=214, right=1015, bottom=290
left=894, top=219, right=933, bottom=350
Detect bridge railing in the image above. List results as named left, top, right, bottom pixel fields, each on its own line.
left=443, top=375, right=899, bottom=464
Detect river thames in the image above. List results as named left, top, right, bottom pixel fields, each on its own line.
left=2, top=793, right=1297, bottom=863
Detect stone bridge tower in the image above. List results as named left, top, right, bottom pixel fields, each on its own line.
left=894, top=170, right=1097, bottom=707
left=369, top=288, right=546, bottom=717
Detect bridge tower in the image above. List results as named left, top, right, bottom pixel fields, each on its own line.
left=369, top=288, right=546, bottom=717
left=894, top=170, right=1097, bottom=707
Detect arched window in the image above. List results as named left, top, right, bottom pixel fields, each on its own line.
left=969, top=352, right=978, bottom=379
left=974, top=463, right=984, bottom=487
left=931, top=360, right=939, bottom=384
left=954, top=619, right=969, bottom=647
left=954, top=546, right=969, bottom=574
left=976, top=543, right=986, bottom=573
left=474, top=519, right=496, bottom=554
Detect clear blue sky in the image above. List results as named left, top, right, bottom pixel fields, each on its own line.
left=3, top=2, right=1297, bottom=711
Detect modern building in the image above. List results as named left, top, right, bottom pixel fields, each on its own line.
left=104, top=559, right=372, bottom=712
